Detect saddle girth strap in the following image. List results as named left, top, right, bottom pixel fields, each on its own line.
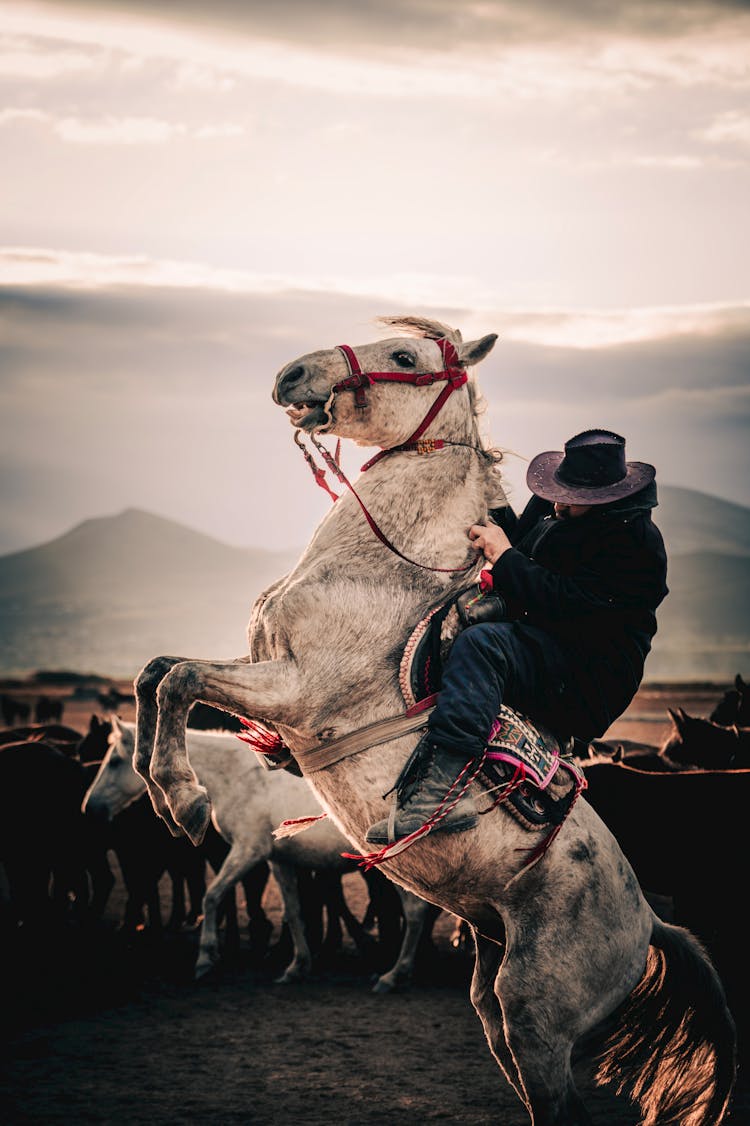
left=293, top=701, right=437, bottom=775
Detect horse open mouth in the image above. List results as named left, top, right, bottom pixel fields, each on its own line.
left=285, top=401, right=329, bottom=429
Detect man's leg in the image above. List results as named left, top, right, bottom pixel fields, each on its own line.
left=365, top=623, right=564, bottom=845
left=427, top=621, right=560, bottom=754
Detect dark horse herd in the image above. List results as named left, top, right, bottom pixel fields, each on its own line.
left=1, top=676, right=748, bottom=1035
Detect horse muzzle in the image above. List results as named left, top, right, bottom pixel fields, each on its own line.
left=273, top=364, right=334, bottom=430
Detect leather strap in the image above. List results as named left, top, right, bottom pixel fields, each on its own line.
left=294, top=703, right=436, bottom=775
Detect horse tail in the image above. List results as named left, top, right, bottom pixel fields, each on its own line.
left=592, top=916, right=736, bottom=1126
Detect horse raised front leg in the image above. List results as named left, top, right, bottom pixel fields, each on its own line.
left=146, top=656, right=301, bottom=845
left=134, top=655, right=192, bottom=833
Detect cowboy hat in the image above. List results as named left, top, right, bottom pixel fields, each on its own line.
left=526, top=429, right=655, bottom=505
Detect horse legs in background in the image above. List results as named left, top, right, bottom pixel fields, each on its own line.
left=361, top=868, right=403, bottom=956
left=164, top=838, right=206, bottom=931
left=312, top=870, right=376, bottom=964
left=195, top=841, right=272, bottom=980
left=450, top=916, right=472, bottom=953
left=241, top=861, right=272, bottom=959
left=268, top=859, right=316, bottom=984
left=372, top=891, right=438, bottom=994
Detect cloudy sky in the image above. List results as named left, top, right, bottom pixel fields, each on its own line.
left=1, top=0, right=749, bottom=556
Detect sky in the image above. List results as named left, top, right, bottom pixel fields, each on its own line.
left=1, top=0, right=749, bottom=555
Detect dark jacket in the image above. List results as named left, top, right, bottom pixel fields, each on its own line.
left=488, top=483, right=668, bottom=739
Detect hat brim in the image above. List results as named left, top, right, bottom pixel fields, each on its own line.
left=526, top=451, right=655, bottom=505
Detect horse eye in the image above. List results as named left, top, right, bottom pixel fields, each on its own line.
left=392, top=350, right=416, bottom=368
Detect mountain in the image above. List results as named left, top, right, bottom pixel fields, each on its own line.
left=0, top=508, right=299, bottom=677
left=0, top=490, right=748, bottom=680
left=653, top=485, right=750, bottom=557
left=642, top=487, right=750, bottom=679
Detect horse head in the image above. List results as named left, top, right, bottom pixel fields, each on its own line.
left=272, top=315, right=498, bottom=450
left=710, top=672, right=749, bottom=727
left=660, top=706, right=693, bottom=765
left=82, top=716, right=145, bottom=821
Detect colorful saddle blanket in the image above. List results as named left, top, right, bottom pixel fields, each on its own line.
left=399, top=602, right=586, bottom=833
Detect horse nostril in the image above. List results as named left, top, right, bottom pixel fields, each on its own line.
left=282, top=365, right=305, bottom=389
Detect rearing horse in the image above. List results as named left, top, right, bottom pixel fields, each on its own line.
left=134, top=316, right=735, bottom=1126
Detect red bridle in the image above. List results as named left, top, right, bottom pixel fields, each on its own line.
left=335, top=334, right=466, bottom=421
left=294, top=337, right=477, bottom=574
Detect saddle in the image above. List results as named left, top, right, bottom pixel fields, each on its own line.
left=399, top=598, right=586, bottom=838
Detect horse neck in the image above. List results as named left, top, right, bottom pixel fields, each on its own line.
left=299, top=436, right=501, bottom=596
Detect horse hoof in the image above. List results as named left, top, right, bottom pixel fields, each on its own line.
left=274, top=968, right=306, bottom=985
left=371, top=976, right=395, bottom=995
left=180, top=794, right=211, bottom=846
left=194, top=957, right=219, bottom=981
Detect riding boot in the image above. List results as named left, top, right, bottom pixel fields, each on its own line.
left=364, top=734, right=479, bottom=845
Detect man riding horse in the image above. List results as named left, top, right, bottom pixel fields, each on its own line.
left=366, top=429, right=668, bottom=847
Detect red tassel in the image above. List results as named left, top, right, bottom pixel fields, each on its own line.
left=236, top=717, right=287, bottom=755
left=273, top=813, right=328, bottom=840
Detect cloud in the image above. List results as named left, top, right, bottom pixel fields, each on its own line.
left=0, top=31, right=100, bottom=78
left=0, top=107, right=244, bottom=144
left=21, top=0, right=750, bottom=50
left=2, top=1, right=749, bottom=102
left=699, top=109, right=750, bottom=146
left=0, top=269, right=747, bottom=557
left=3, top=247, right=749, bottom=351
left=56, top=113, right=184, bottom=143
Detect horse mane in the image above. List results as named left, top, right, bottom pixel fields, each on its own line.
left=375, top=314, right=463, bottom=345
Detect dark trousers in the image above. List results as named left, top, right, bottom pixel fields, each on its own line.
left=426, top=621, right=569, bottom=759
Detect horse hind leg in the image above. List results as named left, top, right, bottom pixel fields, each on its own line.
left=469, top=928, right=529, bottom=1113
left=491, top=927, right=634, bottom=1126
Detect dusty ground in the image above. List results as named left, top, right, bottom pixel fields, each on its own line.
left=1, top=680, right=748, bottom=1124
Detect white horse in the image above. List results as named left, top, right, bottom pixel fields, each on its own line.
left=82, top=717, right=431, bottom=991
left=134, top=316, right=736, bottom=1126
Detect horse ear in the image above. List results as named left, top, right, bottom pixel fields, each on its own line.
left=459, top=334, right=498, bottom=368
left=737, top=674, right=745, bottom=690
left=668, top=707, right=686, bottom=732
left=89, top=714, right=99, bottom=731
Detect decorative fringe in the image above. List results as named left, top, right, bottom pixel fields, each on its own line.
left=344, top=754, right=486, bottom=871
left=294, top=429, right=342, bottom=502
left=273, top=813, right=329, bottom=840
left=236, top=717, right=286, bottom=756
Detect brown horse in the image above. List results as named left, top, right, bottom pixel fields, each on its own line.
left=661, top=707, right=750, bottom=770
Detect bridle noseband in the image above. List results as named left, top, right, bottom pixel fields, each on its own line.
left=294, top=336, right=478, bottom=575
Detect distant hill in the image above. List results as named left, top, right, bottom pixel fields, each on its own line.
left=0, top=508, right=299, bottom=677
left=0, top=490, right=747, bottom=680
left=653, top=485, right=750, bottom=557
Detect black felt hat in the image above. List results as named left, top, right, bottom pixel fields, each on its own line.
left=526, top=429, right=655, bottom=505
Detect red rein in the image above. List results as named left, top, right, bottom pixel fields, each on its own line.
left=295, top=337, right=475, bottom=575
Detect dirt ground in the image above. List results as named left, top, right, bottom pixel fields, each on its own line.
left=1, top=680, right=748, bottom=1124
